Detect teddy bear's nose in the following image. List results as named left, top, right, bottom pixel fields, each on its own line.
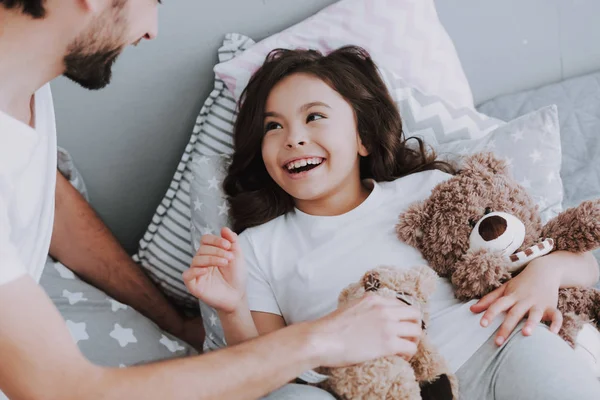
left=478, top=215, right=508, bottom=241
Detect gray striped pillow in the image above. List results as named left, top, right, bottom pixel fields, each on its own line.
left=133, top=33, right=255, bottom=309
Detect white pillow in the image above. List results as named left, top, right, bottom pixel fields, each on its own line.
left=214, top=0, right=474, bottom=109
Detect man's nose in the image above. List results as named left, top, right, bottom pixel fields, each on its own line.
left=144, top=12, right=159, bottom=40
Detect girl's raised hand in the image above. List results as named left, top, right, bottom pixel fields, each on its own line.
left=183, top=227, right=247, bottom=314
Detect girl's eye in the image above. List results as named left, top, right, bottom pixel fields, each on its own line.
left=264, top=122, right=282, bottom=132
left=307, top=113, right=325, bottom=123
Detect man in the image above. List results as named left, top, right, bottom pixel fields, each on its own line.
left=0, top=1, right=423, bottom=399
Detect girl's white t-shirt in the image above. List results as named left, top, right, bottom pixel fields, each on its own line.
left=240, top=169, right=503, bottom=373
left=0, top=84, right=57, bottom=287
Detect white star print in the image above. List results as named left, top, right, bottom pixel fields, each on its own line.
left=208, top=333, right=215, bottom=342
left=208, top=176, right=220, bottom=191
left=54, top=263, right=75, bottom=280
left=209, top=313, right=218, bottom=327
left=530, top=150, right=542, bottom=163
left=194, top=198, right=203, bottom=212
left=195, top=156, right=209, bottom=165
left=66, top=320, right=89, bottom=344
left=218, top=201, right=229, bottom=216
left=486, top=139, right=496, bottom=149
left=520, top=177, right=532, bottom=189
left=511, top=130, right=524, bottom=142
left=504, top=157, right=514, bottom=167
left=160, top=335, right=186, bottom=353
left=119, top=364, right=126, bottom=368
left=190, top=223, right=197, bottom=233
left=200, top=225, right=214, bottom=235
left=110, top=324, right=138, bottom=348
left=62, top=290, right=88, bottom=305
left=108, top=299, right=128, bottom=312
left=459, top=147, right=470, bottom=156
left=547, top=172, right=556, bottom=183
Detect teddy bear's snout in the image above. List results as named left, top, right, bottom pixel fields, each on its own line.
left=478, top=215, right=507, bottom=241
left=469, top=211, right=526, bottom=257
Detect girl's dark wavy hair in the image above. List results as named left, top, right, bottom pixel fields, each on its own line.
left=224, top=46, right=455, bottom=233
left=1, top=0, right=45, bottom=18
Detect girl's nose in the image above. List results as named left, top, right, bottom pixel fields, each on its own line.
left=286, top=140, right=306, bottom=149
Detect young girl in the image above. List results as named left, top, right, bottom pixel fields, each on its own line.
left=184, top=46, right=600, bottom=399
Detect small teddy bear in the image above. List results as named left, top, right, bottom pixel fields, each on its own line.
left=318, top=265, right=459, bottom=400
left=395, top=152, right=600, bottom=370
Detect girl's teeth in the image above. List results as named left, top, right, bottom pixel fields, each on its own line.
left=286, top=158, right=323, bottom=170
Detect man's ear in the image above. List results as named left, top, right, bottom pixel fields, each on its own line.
left=396, top=201, right=428, bottom=248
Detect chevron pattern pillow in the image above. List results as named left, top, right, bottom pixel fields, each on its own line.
left=214, top=0, right=474, bottom=109
left=378, top=68, right=505, bottom=145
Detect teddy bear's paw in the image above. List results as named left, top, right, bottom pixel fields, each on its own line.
left=451, top=250, right=510, bottom=301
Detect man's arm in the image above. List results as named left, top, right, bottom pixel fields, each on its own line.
left=0, top=276, right=422, bottom=400
left=49, top=171, right=201, bottom=349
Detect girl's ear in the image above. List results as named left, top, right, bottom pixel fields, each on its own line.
left=357, top=136, right=370, bottom=157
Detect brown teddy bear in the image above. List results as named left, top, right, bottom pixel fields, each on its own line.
left=395, top=152, right=600, bottom=362
left=318, top=265, right=459, bottom=400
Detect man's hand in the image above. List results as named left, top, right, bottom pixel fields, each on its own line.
left=309, top=293, right=423, bottom=367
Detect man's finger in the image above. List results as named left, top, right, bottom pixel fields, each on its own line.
left=480, top=295, right=515, bottom=328
left=470, top=285, right=505, bottom=314
left=523, top=306, right=544, bottom=336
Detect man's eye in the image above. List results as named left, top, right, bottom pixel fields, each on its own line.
left=307, top=113, right=325, bottom=123
left=264, top=122, right=282, bottom=132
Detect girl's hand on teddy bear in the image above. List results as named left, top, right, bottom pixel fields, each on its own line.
left=470, top=261, right=563, bottom=346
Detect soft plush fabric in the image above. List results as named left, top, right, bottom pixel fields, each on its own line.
left=477, top=71, right=600, bottom=265
left=132, top=34, right=253, bottom=310
left=213, top=0, right=474, bottom=109
left=437, top=105, right=563, bottom=224
left=40, top=148, right=196, bottom=367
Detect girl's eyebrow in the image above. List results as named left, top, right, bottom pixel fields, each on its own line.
left=264, top=102, right=331, bottom=119
left=300, top=102, right=331, bottom=112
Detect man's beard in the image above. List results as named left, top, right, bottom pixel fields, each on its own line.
left=63, top=45, right=123, bottom=90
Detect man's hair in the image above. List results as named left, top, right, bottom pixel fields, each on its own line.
left=0, top=0, right=46, bottom=18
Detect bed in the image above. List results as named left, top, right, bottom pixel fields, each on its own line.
left=44, top=0, right=600, bottom=367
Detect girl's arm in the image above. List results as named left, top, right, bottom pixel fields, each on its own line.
left=218, top=307, right=286, bottom=346
left=546, top=251, right=600, bottom=288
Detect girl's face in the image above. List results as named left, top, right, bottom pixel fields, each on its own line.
left=261, top=73, right=369, bottom=207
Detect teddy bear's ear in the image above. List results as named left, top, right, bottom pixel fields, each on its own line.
left=459, top=151, right=510, bottom=178
left=396, top=201, right=427, bottom=247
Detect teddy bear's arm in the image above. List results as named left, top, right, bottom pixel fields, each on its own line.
left=541, top=199, right=600, bottom=253
left=450, top=249, right=511, bottom=301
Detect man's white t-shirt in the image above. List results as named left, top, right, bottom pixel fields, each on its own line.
left=240, top=169, right=503, bottom=373
left=0, top=83, right=57, bottom=287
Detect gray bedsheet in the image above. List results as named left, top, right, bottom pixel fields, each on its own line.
left=478, top=71, right=600, bottom=266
